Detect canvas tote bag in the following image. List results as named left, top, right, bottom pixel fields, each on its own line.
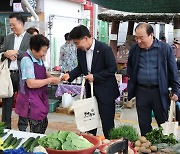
left=0, top=53, right=14, bottom=98
left=161, top=100, right=178, bottom=137
left=72, top=77, right=99, bottom=132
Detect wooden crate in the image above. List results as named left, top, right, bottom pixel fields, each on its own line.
left=56, top=107, right=74, bottom=115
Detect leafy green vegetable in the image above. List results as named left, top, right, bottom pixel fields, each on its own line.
left=62, top=140, right=77, bottom=150
left=109, top=124, right=139, bottom=143
left=65, top=132, right=79, bottom=141
left=47, top=138, right=61, bottom=150
left=47, top=131, right=59, bottom=139
left=57, top=130, right=69, bottom=143
left=145, top=127, right=178, bottom=145
left=62, top=133, right=93, bottom=150
left=38, top=136, right=48, bottom=147
left=38, top=131, right=93, bottom=151
left=72, top=136, right=93, bottom=149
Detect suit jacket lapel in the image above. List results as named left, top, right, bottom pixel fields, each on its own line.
left=91, top=40, right=99, bottom=73
left=10, top=34, right=15, bottom=49
left=133, top=46, right=141, bottom=74
left=19, top=32, right=27, bottom=50
left=80, top=50, right=88, bottom=75
left=8, top=35, right=15, bottom=67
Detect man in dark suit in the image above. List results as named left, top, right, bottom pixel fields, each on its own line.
left=127, top=22, right=179, bottom=136
left=0, top=13, right=31, bottom=129
left=61, top=25, right=120, bottom=139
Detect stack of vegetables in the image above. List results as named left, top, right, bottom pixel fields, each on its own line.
left=0, top=122, right=41, bottom=152
left=0, top=122, right=6, bottom=138
left=0, top=133, right=22, bottom=151
left=102, top=124, right=179, bottom=153
left=134, top=136, right=158, bottom=153
left=145, top=127, right=178, bottom=145
left=109, top=125, right=139, bottom=143
left=20, top=136, right=40, bottom=152
left=38, top=131, right=93, bottom=150
left=0, top=122, right=22, bottom=151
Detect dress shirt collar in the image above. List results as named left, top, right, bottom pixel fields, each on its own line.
left=14, top=31, right=26, bottom=37
left=87, top=39, right=95, bottom=52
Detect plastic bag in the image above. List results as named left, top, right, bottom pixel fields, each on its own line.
left=62, top=92, right=73, bottom=108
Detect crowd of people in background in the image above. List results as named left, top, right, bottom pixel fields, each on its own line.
left=59, top=32, right=77, bottom=73
left=0, top=12, right=180, bottom=138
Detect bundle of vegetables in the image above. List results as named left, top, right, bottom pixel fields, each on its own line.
left=0, top=133, right=22, bottom=151
left=21, top=136, right=40, bottom=152
left=0, top=122, right=6, bottom=137
left=109, top=125, right=139, bottom=143
left=145, top=127, right=178, bottom=145
left=38, top=131, right=93, bottom=150
left=134, top=136, right=158, bottom=153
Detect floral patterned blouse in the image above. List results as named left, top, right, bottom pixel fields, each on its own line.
left=59, top=42, right=78, bottom=72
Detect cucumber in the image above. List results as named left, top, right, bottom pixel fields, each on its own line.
left=10, top=137, right=17, bottom=146
left=3, top=134, right=13, bottom=148
left=13, top=138, right=22, bottom=149
left=25, top=139, right=35, bottom=152
left=29, top=136, right=40, bottom=152
left=0, top=132, right=7, bottom=138
left=21, top=137, right=35, bottom=149
left=3, top=134, right=13, bottom=143
left=3, top=137, right=14, bottom=148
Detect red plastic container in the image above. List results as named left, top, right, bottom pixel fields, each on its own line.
left=45, top=134, right=100, bottom=154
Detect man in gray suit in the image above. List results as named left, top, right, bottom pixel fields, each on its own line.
left=0, top=13, right=31, bottom=129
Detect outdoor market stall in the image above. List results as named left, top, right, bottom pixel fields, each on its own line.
left=89, top=0, right=180, bottom=13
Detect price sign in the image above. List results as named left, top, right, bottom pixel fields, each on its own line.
left=13, top=3, right=24, bottom=12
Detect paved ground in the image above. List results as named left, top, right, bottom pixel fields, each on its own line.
left=0, top=106, right=158, bottom=135
left=0, top=105, right=179, bottom=138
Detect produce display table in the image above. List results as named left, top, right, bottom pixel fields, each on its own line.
left=3, top=129, right=44, bottom=149
left=55, top=83, right=82, bottom=97
left=55, top=83, right=127, bottom=101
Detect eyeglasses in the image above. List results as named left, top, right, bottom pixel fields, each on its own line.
left=73, top=37, right=86, bottom=46
left=9, top=22, right=21, bottom=28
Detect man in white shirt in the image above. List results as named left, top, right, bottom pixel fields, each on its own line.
left=61, top=25, right=120, bottom=139
left=0, top=13, right=31, bottom=129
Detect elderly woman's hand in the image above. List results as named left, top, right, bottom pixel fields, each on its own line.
left=49, top=76, right=61, bottom=85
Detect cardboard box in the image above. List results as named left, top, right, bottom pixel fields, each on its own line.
left=56, top=107, right=74, bottom=115
left=125, top=98, right=136, bottom=108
